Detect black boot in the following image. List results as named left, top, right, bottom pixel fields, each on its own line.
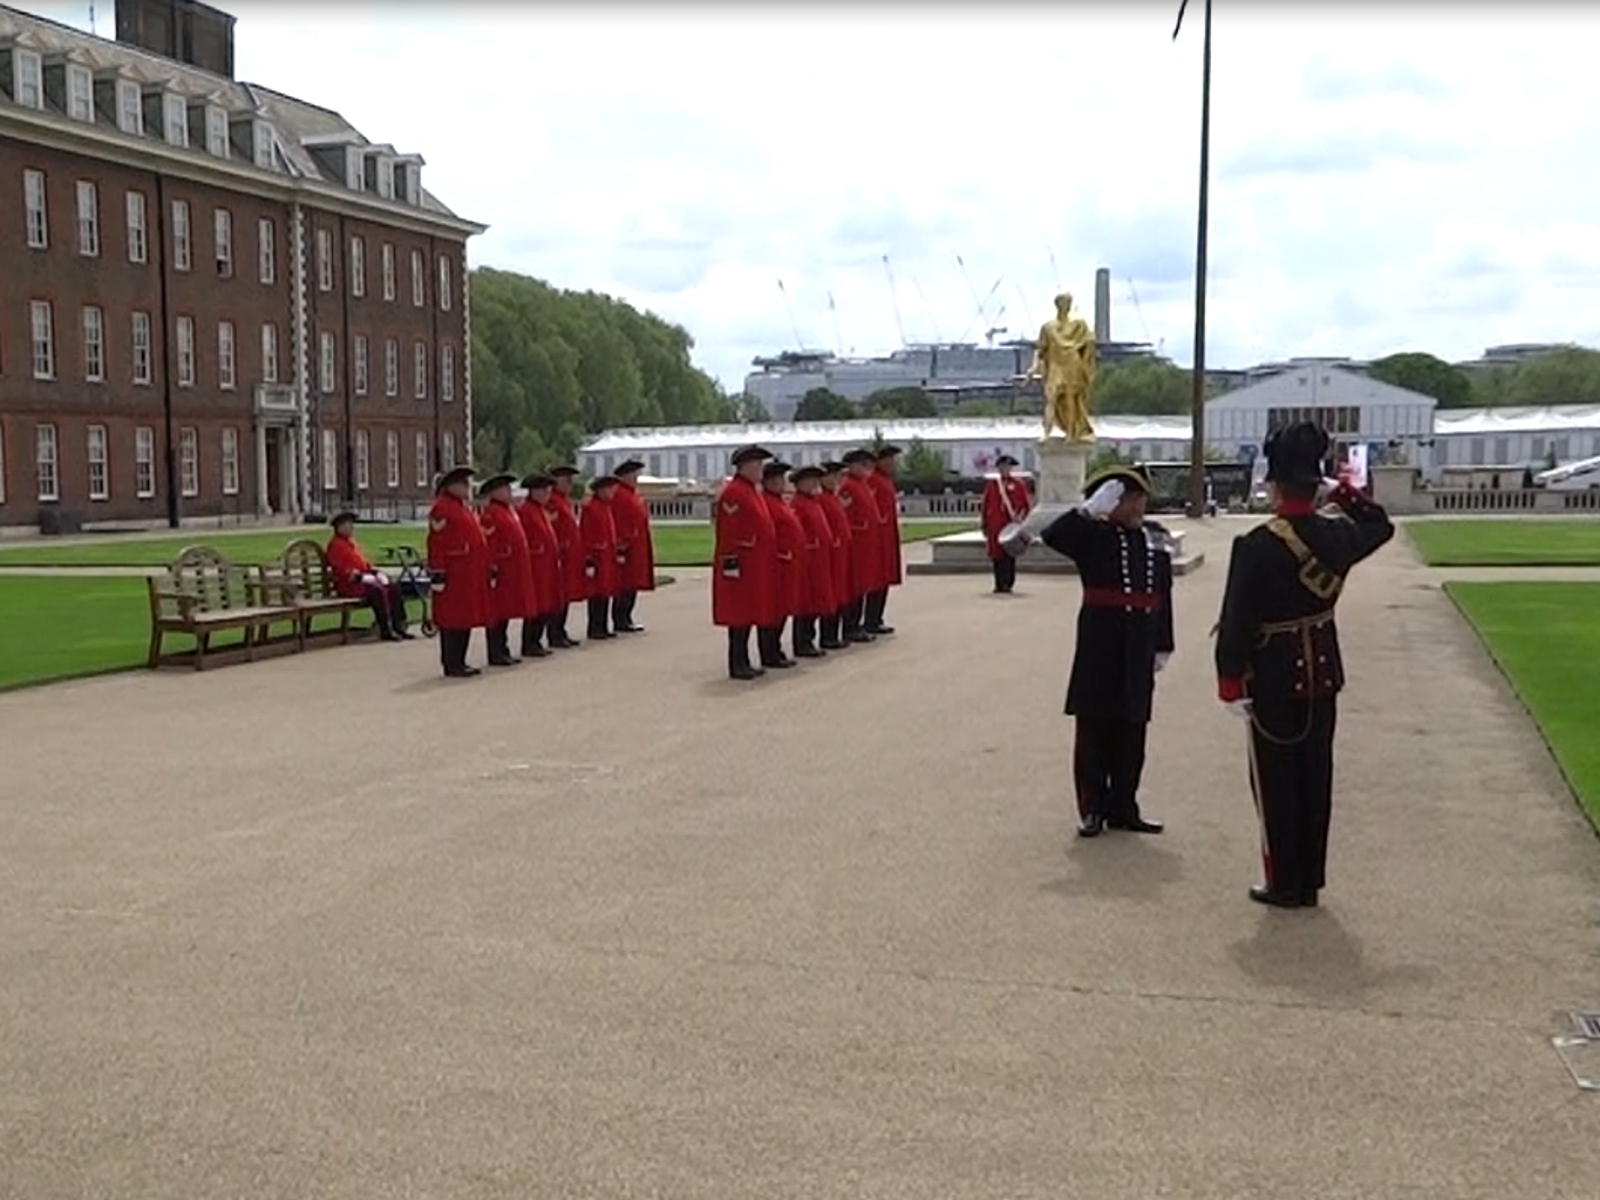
left=819, top=610, right=846, bottom=650
left=487, top=621, right=519, bottom=666
left=865, top=589, right=894, bottom=635
left=613, top=591, right=643, bottom=633
left=550, top=605, right=579, bottom=648
left=794, top=616, right=824, bottom=658
left=441, top=628, right=479, bottom=678
left=843, top=597, right=874, bottom=643
left=728, top=626, right=761, bottom=680
left=520, top=616, right=551, bottom=658
left=758, top=626, right=793, bottom=669
left=587, top=597, right=614, bottom=640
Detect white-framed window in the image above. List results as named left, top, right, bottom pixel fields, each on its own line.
left=384, top=338, right=398, bottom=397
left=442, top=344, right=455, bottom=402
left=213, top=208, right=232, bottom=276
left=75, top=180, right=99, bottom=257
left=206, top=107, right=229, bottom=158
left=23, top=169, right=47, bottom=249
left=135, top=427, right=156, bottom=498
left=257, top=216, right=275, bottom=284
left=66, top=64, right=93, bottom=122
left=14, top=48, right=43, bottom=110
left=414, top=431, right=429, bottom=487
left=321, top=428, right=338, bottom=491
left=163, top=94, right=187, bottom=146
left=261, top=323, right=279, bottom=384
left=353, top=335, right=369, bottom=395
left=410, top=249, right=425, bottom=307
left=319, top=330, right=337, bottom=394
left=131, top=311, right=152, bottom=385
left=35, top=424, right=58, bottom=501
left=179, top=427, right=199, bottom=497
left=29, top=300, right=55, bottom=380
left=117, top=79, right=142, bottom=135
left=350, top=236, right=366, bottom=298
left=385, top=430, right=400, bottom=489
left=381, top=243, right=396, bottom=300
left=413, top=341, right=428, bottom=400
left=171, top=199, right=191, bottom=271
left=438, top=254, right=452, bottom=312
left=253, top=121, right=274, bottom=170
left=86, top=424, right=109, bottom=500
left=317, top=227, right=333, bottom=291
left=82, top=305, right=104, bottom=382
left=221, top=428, right=240, bottom=495
left=125, top=190, right=147, bottom=263
left=354, top=430, right=371, bottom=491
left=442, top=430, right=457, bottom=469
left=175, top=315, right=195, bottom=387
left=217, top=320, right=236, bottom=390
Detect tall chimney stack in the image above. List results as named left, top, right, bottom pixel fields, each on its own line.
left=1093, top=267, right=1111, bottom=343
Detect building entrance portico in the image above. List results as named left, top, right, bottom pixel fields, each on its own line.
left=254, top=385, right=303, bottom=519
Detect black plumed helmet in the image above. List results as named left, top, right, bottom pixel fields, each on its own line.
left=1264, top=421, right=1329, bottom=485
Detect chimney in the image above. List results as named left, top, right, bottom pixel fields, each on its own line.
left=116, top=0, right=237, bottom=80
left=1093, top=267, right=1111, bottom=343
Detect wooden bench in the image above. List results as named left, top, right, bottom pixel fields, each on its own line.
left=258, top=538, right=368, bottom=645
left=146, top=545, right=301, bottom=670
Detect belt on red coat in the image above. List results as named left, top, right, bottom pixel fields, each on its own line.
left=1081, top=587, right=1159, bottom=611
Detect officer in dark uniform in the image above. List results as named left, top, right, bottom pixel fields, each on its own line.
left=1039, top=463, right=1176, bottom=838
left=1214, top=421, right=1394, bottom=909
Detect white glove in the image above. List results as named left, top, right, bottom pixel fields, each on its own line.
left=359, top=573, right=380, bottom=587
left=1224, top=698, right=1253, bottom=720
left=1079, top=479, right=1124, bottom=520
left=1154, top=652, right=1170, bottom=673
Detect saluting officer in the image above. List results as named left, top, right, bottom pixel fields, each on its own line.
left=1214, top=421, right=1395, bottom=909
left=1038, top=464, right=1176, bottom=838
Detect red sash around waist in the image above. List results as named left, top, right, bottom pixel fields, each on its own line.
left=1081, top=587, right=1159, bottom=611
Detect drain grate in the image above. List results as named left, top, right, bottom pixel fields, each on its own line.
left=1552, top=1037, right=1600, bottom=1091
left=1573, top=1012, right=1600, bottom=1038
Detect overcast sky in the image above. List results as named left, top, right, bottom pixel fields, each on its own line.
left=38, top=2, right=1600, bottom=391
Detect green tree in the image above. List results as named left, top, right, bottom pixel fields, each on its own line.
left=1364, top=351, right=1473, bottom=408
left=901, top=438, right=949, bottom=482
left=1087, top=446, right=1132, bottom=474
left=793, top=387, right=857, bottom=421
left=1469, top=367, right=1515, bottom=408
left=711, top=391, right=771, bottom=422
left=862, top=385, right=937, bottom=419
left=1092, top=357, right=1194, bottom=415
left=1503, top=347, right=1600, bottom=407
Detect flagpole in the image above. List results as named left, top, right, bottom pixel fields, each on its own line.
left=1184, top=0, right=1213, bottom=519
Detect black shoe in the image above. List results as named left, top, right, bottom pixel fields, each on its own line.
left=847, top=631, right=875, bottom=644
left=761, top=659, right=796, bottom=670
left=615, top=623, right=645, bottom=634
left=488, top=655, right=520, bottom=667
left=398, top=630, right=417, bottom=640
left=1249, top=885, right=1303, bottom=909
left=1077, top=813, right=1105, bottom=839
left=795, top=646, right=825, bottom=658
left=588, top=630, right=616, bottom=641
left=524, top=645, right=552, bottom=658
left=867, top=624, right=895, bottom=636
left=552, top=635, right=580, bottom=648
left=379, top=630, right=402, bottom=642
left=1107, top=817, right=1165, bottom=834
left=730, top=664, right=761, bottom=681
left=820, top=639, right=848, bottom=650
left=444, top=665, right=481, bottom=678
left=1299, top=890, right=1320, bottom=908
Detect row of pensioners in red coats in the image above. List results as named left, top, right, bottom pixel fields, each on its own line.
left=423, top=459, right=656, bottom=679
left=712, top=442, right=905, bottom=681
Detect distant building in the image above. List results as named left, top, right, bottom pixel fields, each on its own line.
left=1204, top=363, right=1436, bottom=464
left=0, top=0, right=485, bottom=531
left=1452, top=343, right=1575, bottom=373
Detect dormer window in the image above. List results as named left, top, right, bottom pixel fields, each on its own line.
left=13, top=48, right=43, bottom=109
left=344, top=146, right=364, bottom=191
left=66, top=64, right=92, bottom=122
left=365, top=155, right=394, bottom=201
left=205, top=107, right=229, bottom=158
left=116, top=79, right=142, bottom=134
left=163, top=93, right=187, bottom=146
left=253, top=121, right=274, bottom=170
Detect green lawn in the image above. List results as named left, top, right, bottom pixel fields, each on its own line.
left=0, top=518, right=976, bottom=570
left=1410, top=519, right=1600, bottom=567
left=1448, top=581, right=1600, bottom=829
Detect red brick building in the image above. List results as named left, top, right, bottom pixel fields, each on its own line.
left=0, top=0, right=484, bottom=531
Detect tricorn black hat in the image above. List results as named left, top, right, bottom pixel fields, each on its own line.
left=329, top=510, right=359, bottom=527
left=589, top=474, right=619, bottom=492
left=995, top=454, right=1020, bottom=468
left=1082, top=463, right=1152, bottom=499
left=614, top=459, right=645, bottom=476
left=790, top=465, right=824, bottom=483
left=762, top=460, right=792, bottom=479
left=548, top=464, right=580, bottom=477
left=841, top=448, right=875, bottom=466
left=520, top=472, right=555, bottom=491
left=1264, top=421, right=1329, bottom=485
left=477, top=472, right=518, bottom=497
left=731, top=444, right=774, bottom=466
left=435, top=465, right=474, bottom=493
left=875, top=443, right=903, bottom=458
left=820, top=460, right=846, bottom=473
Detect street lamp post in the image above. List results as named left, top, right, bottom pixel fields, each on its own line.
left=1175, top=0, right=1213, bottom=519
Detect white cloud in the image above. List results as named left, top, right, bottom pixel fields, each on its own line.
left=31, top=2, right=1600, bottom=388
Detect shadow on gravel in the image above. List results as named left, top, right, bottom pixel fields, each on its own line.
left=1228, top=910, right=1438, bottom=1003
left=1044, top=837, right=1186, bottom=903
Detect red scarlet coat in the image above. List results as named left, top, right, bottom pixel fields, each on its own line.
left=839, top=474, right=885, bottom=595
left=763, top=490, right=804, bottom=620
left=325, top=533, right=377, bottom=598
left=426, top=494, right=493, bottom=630
left=579, top=495, right=621, bottom=600
left=791, top=492, right=838, bottom=618
left=711, top=475, right=779, bottom=628
left=517, top=500, right=562, bottom=616
left=482, top=498, right=539, bottom=622
left=546, top=491, right=582, bottom=605
left=981, top=475, right=1033, bottom=561
left=868, top=468, right=903, bottom=587
left=817, top=488, right=854, bottom=605
left=613, top=481, right=657, bottom=594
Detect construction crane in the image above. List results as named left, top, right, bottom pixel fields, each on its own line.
left=776, top=279, right=806, bottom=351
left=909, top=274, right=942, bottom=342
left=880, top=255, right=909, bottom=348
left=955, top=256, right=1006, bottom=343
left=984, top=303, right=1008, bottom=347
left=827, top=291, right=844, bottom=357
left=1127, top=277, right=1155, bottom=346
left=1014, top=281, right=1035, bottom=324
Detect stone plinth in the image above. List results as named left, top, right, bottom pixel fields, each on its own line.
left=913, top=527, right=1205, bottom=577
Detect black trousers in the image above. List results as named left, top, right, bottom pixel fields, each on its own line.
left=486, top=620, right=516, bottom=664
left=819, top=608, right=845, bottom=648
left=727, top=626, right=753, bottom=676
left=438, top=627, right=474, bottom=674
left=841, top=595, right=865, bottom=638
left=1072, top=717, right=1149, bottom=824
left=757, top=622, right=788, bottom=665
left=991, top=556, right=1017, bottom=593
left=793, top=615, right=820, bottom=654
left=520, top=614, right=550, bottom=656
left=360, top=582, right=409, bottom=635
left=586, top=596, right=611, bottom=638
left=550, top=603, right=574, bottom=643
left=1248, top=698, right=1338, bottom=897
left=612, top=590, right=639, bottom=628
left=864, top=587, right=890, bottom=630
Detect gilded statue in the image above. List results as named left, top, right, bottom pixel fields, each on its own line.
left=1029, top=291, right=1097, bottom=443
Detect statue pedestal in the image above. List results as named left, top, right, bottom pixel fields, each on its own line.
left=1033, top=436, right=1092, bottom=508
